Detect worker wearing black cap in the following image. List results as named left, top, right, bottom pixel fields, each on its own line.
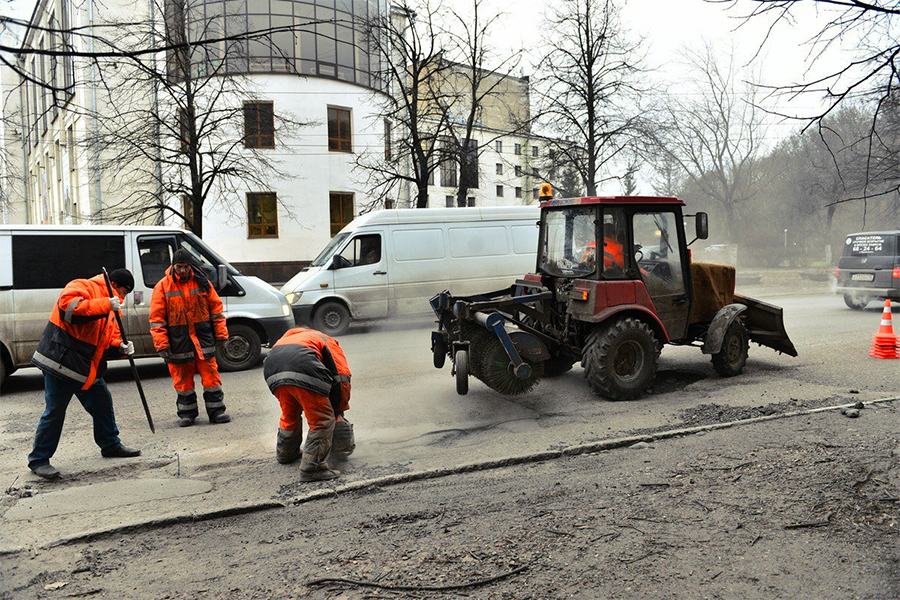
left=150, top=248, right=231, bottom=427
left=28, top=269, right=142, bottom=480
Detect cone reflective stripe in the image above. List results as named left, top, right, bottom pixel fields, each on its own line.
left=869, top=299, right=899, bottom=360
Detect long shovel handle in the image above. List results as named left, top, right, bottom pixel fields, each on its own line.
left=103, top=268, right=155, bottom=434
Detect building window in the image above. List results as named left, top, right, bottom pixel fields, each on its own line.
left=532, top=188, right=539, bottom=200
left=384, top=118, right=392, bottom=161
left=496, top=185, right=504, bottom=197
left=514, top=143, right=521, bottom=155
left=330, top=192, right=354, bottom=236
left=514, top=165, right=522, bottom=177
left=181, top=195, right=195, bottom=231
left=328, top=107, right=352, bottom=152
left=243, top=102, right=274, bottom=149
left=495, top=140, right=502, bottom=153
left=247, top=192, right=278, bottom=238
left=445, top=195, right=454, bottom=207
left=515, top=187, right=522, bottom=198
left=467, top=196, right=475, bottom=207
left=532, top=146, right=538, bottom=157
left=495, top=163, right=503, bottom=175
left=460, top=139, right=479, bottom=189
left=441, top=138, right=457, bottom=187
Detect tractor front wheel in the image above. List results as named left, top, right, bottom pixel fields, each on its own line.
left=583, top=317, right=660, bottom=401
left=711, top=320, right=749, bottom=377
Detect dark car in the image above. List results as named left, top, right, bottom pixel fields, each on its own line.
left=835, top=231, right=900, bottom=309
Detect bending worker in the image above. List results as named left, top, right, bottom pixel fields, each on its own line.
left=263, top=327, right=355, bottom=482
left=28, top=269, right=141, bottom=479
left=150, top=248, right=231, bottom=427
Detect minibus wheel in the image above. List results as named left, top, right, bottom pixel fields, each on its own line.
left=313, top=301, right=351, bottom=336
left=217, top=324, right=262, bottom=371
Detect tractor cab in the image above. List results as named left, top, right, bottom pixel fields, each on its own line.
left=535, top=192, right=708, bottom=343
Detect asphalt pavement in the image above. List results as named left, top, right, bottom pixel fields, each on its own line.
left=1, top=268, right=894, bottom=557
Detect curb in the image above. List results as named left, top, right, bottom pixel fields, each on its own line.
left=4, top=396, right=896, bottom=554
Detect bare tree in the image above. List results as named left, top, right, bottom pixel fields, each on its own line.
left=357, top=1, right=453, bottom=210
left=440, top=0, right=526, bottom=206
left=3, top=1, right=309, bottom=233
left=81, top=0, right=309, bottom=236
left=649, top=42, right=768, bottom=240
left=720, top=0, right=900, bottom=213
left=534, top=0, right=646, bottom=196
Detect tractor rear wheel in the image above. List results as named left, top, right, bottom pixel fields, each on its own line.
left=711, top=320, right=749, bottom=377
left=583, top=317, right=660, bottom=401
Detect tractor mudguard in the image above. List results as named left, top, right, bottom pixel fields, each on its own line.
left=702, top=303, right=748, bottom=355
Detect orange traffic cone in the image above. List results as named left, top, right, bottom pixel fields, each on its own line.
left=869, top=299, right=899, bottom=359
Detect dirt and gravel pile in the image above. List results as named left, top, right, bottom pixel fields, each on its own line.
left=2, top=401, right=897, bottom=600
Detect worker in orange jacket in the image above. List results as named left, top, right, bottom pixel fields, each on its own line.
left=28, top=269, right=141, bottom=479
left=263, top=327, right=354, bottom=481
left=150, top=248, right=231, bottom=427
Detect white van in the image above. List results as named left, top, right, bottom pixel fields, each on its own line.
left=281, top=206, right=541, bottom=335
left=0, top=225, right=295, bottom=384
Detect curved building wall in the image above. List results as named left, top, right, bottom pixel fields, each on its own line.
left=184, top=0, right=384, bottom=89
left=196, top=74, right=386, bottom=274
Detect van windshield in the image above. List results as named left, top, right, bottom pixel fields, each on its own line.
left=842, top=234, right=897, bottom=257
left=311, top=233, right=350, bottom=267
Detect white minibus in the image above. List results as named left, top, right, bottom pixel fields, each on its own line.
left=0, top=225, right=294, bottom=384
left=281, top=206, right=540, bottom=335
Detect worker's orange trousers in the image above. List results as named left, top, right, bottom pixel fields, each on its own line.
left=167, top=356, right=222, bottom=393
left=273, top=385, right=335, bottom=432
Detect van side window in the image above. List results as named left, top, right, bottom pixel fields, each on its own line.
left=138, top=239, right=175, bottom=287
left=339, top=234, right=382, bottom=267
left=12, top=234, right=126, bottom=289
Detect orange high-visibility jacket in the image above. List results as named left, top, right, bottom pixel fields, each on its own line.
left=32, top=275, right=124, bottom=389
left=603, top=237, right=624, bottom=268
left=150, top=266, right=228, bottom=363
left=264, top=327, right=352, bottom=413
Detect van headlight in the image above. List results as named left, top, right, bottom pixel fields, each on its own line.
left=284, top=291, right=303, bottom=305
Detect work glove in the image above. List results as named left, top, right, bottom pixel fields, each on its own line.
left=109, top=296, right=121, bottom=312
left=119, top=341, right=135, bottom=356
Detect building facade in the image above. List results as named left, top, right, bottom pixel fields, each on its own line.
left=10, top=0, right=551, bottom=283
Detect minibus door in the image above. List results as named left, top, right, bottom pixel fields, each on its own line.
left=133, top=235, right=178, bottom=354
left=331, top=233, right=389, bottom=319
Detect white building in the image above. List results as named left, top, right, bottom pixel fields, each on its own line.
left=10, top=0, right=549, bottom=282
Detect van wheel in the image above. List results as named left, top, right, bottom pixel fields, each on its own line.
left=217, top=324, right=262, bottom=372
left=843, top=294, right=870, bottom=310
left=313, top=301, right=351, bottom=336
left=0, top=355, right=7, bottom=388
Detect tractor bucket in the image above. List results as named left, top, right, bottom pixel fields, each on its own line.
left=733, top=294, right=798, bottom=357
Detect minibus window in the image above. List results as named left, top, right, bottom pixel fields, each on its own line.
left=311, top=232, right=350, bottom=267
left=13, top=234, right=125, bottom=289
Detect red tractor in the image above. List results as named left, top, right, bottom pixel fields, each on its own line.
left=430, top=188, right=796, bottom=399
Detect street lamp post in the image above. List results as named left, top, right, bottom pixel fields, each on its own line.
left=784, top=229, right=788, bottom=248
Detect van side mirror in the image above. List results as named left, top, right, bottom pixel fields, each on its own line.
left=216, top=264, right=228, bottom=290
left=695, top=213, right=709, bottom=240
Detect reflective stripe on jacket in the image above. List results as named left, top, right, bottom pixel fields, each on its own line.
left=31, top=274, right=123, bottom=390
left=150, top=266, right=228, bottom=363
left=263, top=327, right=352, bottom=412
